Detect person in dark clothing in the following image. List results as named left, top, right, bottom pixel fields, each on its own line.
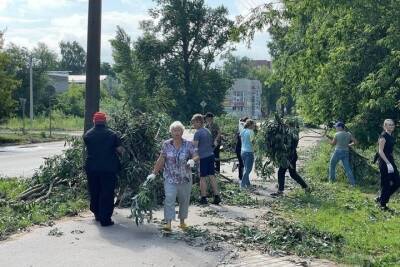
left=376, top=119, right=399, bottom=211
left=234, top=117, right=248, bottom=180
left=83, top=112, right=124, bottom=226
left=205, top=112, right=222, bottom=173
left=270, top=132, right=310, bottom=197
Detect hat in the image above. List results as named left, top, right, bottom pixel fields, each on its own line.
left=205, top=112, right=214, bottom=118
left=334, top=121, right=345, bottom=128
left=93, top=112, right=107, bottom=124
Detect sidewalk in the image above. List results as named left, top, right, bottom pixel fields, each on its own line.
left=0, top=128, right=333, bottom=267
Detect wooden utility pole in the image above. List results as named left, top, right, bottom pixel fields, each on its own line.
left=84, top=0, right=102, bottom=132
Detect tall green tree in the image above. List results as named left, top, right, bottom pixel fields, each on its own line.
left=5, top=43, right=57, bottom=114
left=222, top=53, right=253, bottom=79
left=0, top=51, right=19, bottom=121
left=59, top=41, right=86, bottom=74
left=130, top=0, right=234, bottom=119
left=234, top=0, right=400, bottom=145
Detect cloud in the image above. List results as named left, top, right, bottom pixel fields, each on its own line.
left=0, top=0, right=11, bottom=11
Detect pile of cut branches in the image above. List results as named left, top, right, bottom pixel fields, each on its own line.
left=17, top=137, right=85, bottom=203
left=254, top=114, right=300, bottom=180
left=109, top=109, right=170, bottom=207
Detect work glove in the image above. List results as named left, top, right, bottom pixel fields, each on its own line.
left=214, top=140, right=218, bottom=148
left=144, top=173, right=156, bottom=186
left=387, top=163, right=394, bottom=174
left=187, top=159, right=195, bottom=168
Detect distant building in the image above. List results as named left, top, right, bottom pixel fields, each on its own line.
left=68, top=75, right=108, bottom=84
left=46, top=71, right=69, bottom=93
left=249, top=60, right=272, bottom=69
left=223, top=79, right=262, bottom=119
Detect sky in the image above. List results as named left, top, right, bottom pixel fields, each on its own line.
left=0, top=0, right=272, bottom=65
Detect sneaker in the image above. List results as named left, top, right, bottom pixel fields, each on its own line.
left=379, top=205, right=394, bottom=212
left=270, top=191, right=283, bottom=197
left=179, top=223, right=188, bottom=231
left=199, top=197, right=208, bottom=205
left=212, top=195, right=221, bottom=205
left=162, top=224, right=172, bottom=232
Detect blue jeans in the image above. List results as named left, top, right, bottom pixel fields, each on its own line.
left=241, top=152, right=254, bottom=188
left=329, top=149, right=355, bottom=185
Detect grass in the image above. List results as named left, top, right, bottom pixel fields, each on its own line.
left=273, top=143, right=400, bottom=266
left=0, top=110, right=83, bottom=131
left=0, top=178, right=87, bottom=240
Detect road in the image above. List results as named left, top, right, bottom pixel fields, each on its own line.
left=0, top=141, right=67, bottom=178
left=0, top=129, right=195, bottom=179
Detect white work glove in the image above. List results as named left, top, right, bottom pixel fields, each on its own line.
left=387, top=163, right=394, bottom=174
left=146, top=173, right=156, bottom=181
left=187, top=159, right=195, bottom=168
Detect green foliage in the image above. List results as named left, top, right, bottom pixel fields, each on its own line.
left=214, top=114, right=238, bottom=153
left=254, top=114, right=300, bottom=178
left=115, top=0, right=234, bottom=121
left=221, top=53, right=253, bottom=79
left=0, top=51, right=19, bottom=121
left=59, top=41, right=86, bottom=75
left=108, top=109, right=170, bottom=205
left=234, top=0, right=400, bottom=146
left=55, top=84, right=85, bottom=117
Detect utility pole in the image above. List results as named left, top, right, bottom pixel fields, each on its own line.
left=29, top=55, right=33, bottom=124
left=84, top=0, right=102, bottom=133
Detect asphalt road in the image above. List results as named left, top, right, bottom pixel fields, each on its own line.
left=0, top=141, right=67, bottom=178
left=0, top=129, right=195, bottom=179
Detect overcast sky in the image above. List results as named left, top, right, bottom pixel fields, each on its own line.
left=0, top=0, right=271, bottom=65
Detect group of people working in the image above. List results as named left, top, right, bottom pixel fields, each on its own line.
left=83, top=111, right=399, bottom=229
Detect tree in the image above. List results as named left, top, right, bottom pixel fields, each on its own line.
left=59, top=41, right=86, bottom=74
left=127, top=0, right=234, bottom=120
left=222, top=53, right=253, bottom=79
left=5, top=43, right=57, bottom=114
left=234, top=0, right=400, bottom=145
left=0, top=51, right=19, bottom=121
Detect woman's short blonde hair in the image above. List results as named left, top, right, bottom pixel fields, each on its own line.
left=383, top=119, right=395, bottom=128
left=169, top=121, right=185, bottom=133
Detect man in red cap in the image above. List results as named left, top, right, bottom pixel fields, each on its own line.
left=83, top=112, right=124, bottom=226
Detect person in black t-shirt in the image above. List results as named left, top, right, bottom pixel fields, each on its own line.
left=234, top=117, right=248, bottom=180
left=377, top=119, right=399, bottom=211
left=83, top=112, right=124, bottom=226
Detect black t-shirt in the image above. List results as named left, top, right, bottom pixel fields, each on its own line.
left=379, top=131, right=395, bottom=162
left=83, top=125, right=122, bottom=173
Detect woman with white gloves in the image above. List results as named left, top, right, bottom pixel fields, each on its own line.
left=147, top=121, right=198, bottom=231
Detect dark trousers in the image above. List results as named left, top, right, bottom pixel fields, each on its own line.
left=86, top=171, right=117, bottom=223
left=214, top=145, right=220, bottom=172
left=379, top=160, right=400, bottom=206
left=236, top=150, right=244, bottom=180
left=277, top=159, right=308, bottom=191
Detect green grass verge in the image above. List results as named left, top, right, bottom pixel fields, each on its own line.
left=0, top=178, right=88, bottom=240
left=274, top=143, right=400, bottom=266
left=0, top=111, right=83, bottom=131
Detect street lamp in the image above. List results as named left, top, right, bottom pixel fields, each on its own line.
left=19, top=98, right=27, bottom=135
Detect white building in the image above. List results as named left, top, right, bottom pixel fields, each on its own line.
left=223, top=78, right=262, bottom=119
